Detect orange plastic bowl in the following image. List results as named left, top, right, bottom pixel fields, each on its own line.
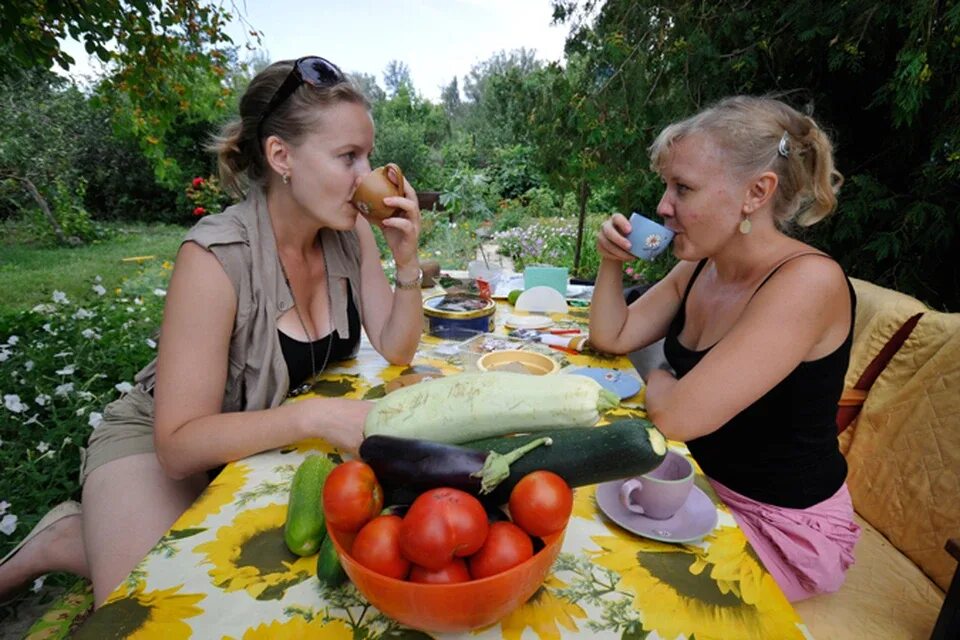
left=327, top=524, right=565, bottom=633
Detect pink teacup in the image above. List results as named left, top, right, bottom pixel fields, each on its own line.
left=619, top=450, right=694, bottom=520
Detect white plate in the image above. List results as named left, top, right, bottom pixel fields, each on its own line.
left=504, top=314, right=554, bottom=330
left=514, top=286, right=569, bottom=313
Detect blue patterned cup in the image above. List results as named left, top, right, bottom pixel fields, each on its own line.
left=626, top=213, right=674, bottom=261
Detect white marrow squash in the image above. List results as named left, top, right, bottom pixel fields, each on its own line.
left=363, top=371, right=620, bottom=443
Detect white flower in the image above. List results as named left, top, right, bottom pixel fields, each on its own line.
left=4, top=394, right=27, bottom=413
left=36, top=441, right=50, bottom=454
left=78, top=391, right=94, bottom=401
left=0, top=501, right=8, bottom=514
left=63, top=436, right=72, bottom=445
left=6, top=336, right=18, bottom=345
left=95, top=275, right=102, bottom=282
left=31, top=576, right=45, bottom=592
left=126, top=306, right=135, bottom=313
left=115, top=381, right=133, bottom=394
left=146, top=338, right=157, bottom=349
left=81, top=328, right=101, bottom=340
left=88, top=412, right=103, bottom=429
left=53, top=351, right=72, bottom=358
left=31, top=303, right=55, bottom=314
left=134, top=297, right=143, bottom=306
left=23, top=414, right=40, bottom=426
left=35, top=394, right=50, bottom=406
left=55, top=383, right=74, bottom=397
left=644, top=234, right=663, bottom=249
left=73, top=308, right=95, bottom=320
left=0, top=513, right=17, bottom=535
left=42, top=323, right=55, bottom=334
left=92, top=284, right=106, bottom=296
left=52, top=290, right=69, bottom=304
left=55, top=364, right=76, bottom=376
left=24, top=360, right=34, bottom=372
left=0, top=350, right=9, bottom=362
left=153, top=288, right=167, bottom=297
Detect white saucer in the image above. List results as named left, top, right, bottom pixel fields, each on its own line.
left=504, top=314, right=554, bottom=330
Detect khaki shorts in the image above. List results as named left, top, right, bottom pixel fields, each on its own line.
left=79, top=386, right=157, bottom=486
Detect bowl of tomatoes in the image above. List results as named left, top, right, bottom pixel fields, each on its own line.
left=323, top=462, right=572, bottom=633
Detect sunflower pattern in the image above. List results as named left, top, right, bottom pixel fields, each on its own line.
left=77, top=303, right=808, bottom=638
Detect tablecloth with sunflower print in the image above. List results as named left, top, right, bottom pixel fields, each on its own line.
left=74, top=298, right=811, bottom=639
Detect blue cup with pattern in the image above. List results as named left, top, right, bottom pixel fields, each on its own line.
left=626, top=213, right=674, bottom=261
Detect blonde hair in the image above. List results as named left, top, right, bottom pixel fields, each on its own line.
left=209, top=60, right=370, bottom=198
left=649, top=96, right=843, bottom=228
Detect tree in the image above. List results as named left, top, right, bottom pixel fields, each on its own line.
left=383, top=60, right=413, bottom=97
left=552, top=0, right=960, bottom=309
left=440, top=77, right=463, bottom=120
left=351, top=72, right=386, bottom=103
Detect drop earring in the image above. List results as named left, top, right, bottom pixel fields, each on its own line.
left=282, top=173, right=290, bottom=185
left=739, top=217, right=752, bottom=234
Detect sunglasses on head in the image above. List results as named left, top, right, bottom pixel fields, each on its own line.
left=257, top=56, right=345, bottom=138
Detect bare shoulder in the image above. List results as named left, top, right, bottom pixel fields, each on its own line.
left=752, top=251, right=850, bottom=319
left=169, top=241, right=235, bottom=305
left=661, top=259, right=703, bottom=298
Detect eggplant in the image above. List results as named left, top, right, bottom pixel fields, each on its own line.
left=359, top=434, right=552, bottom=498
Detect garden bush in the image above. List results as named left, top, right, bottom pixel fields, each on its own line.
left=0, top=265, right=171, bottom=573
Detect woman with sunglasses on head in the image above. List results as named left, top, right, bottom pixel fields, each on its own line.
left=589, top=96, right=860, bottom=601
left=0, top=57, right=424, bottom=607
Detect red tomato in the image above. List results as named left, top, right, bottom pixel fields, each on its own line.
left=508, top=470, right=573, bottom=537
left=322, top=460, right=384, bottom=533
left=408, top=558, right=471, bottom=584
left=399, top=488, right=489, bottom=570
left=468, top=521, right=533, bottom=579
left=351, top=515, right=410, bottom=580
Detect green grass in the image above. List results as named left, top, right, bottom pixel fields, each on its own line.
left=0, top=221, right=186, bottom=315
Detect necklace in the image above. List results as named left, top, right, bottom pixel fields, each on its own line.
left=278, top=245, right=334, bottom=397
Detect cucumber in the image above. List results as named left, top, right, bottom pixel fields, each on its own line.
left=284, top=455, right=336, bottom=556
left=463, top=419, right=668, bottom=503
left=316, top=534, right=347, bottom=588
left=364, top=371, right=620, bottom=443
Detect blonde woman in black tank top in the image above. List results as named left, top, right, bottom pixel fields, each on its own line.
left=589, top=96, right=860, bottom=602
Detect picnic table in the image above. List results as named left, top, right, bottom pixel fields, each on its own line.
left=74, top=289, right=810, bottom=639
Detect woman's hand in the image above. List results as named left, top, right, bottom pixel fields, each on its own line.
left=597, top=213, right=637, bottom=263
left=376, top=176, right=421, bottom=271
left=303, top=398, right=372, bottom=456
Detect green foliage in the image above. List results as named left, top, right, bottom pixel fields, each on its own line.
left=370, top=84, right=447, bottom=188
left=418, top=210, right=481, bottom=270
left=0, top=265, right=170, bottom=564
left=439, top=168, right=498, bottom=220
left=184, top=175, right=232, bottom=218
left=551, top=0, right=960, bottom=309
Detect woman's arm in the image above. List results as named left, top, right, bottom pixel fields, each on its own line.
left=152, top=242, right=370, bottom=480
left=645, top=257, right=850, bottom=441
left=355, top=180, right=423, bottom=365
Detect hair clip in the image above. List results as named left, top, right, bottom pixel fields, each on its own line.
left=778, top=131, right=790, bottom=158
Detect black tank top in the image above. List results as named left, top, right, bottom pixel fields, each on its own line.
left=663, top=256, right=855, bottom=508
left=278, top=282, right=361, bottom=393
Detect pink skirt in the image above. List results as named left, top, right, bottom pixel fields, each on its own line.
left=709, top=479, right=861, bottom=602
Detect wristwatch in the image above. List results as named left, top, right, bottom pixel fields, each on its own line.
left=395, top=268, right=423, bottom=290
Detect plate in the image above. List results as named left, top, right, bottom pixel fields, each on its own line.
left=567, top=367, right=642, bottom=400
left=514, top=286, right=569, bottom=313
left=504, top=314, right=554, bottom=330
left=595, top=481, right=719, bottom=544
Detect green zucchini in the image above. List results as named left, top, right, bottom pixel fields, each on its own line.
left=316, top=534, right=347, bottom=588
left=364, top=371, right=620, bottom=443
left=462, top=419, right=668, bottom=503
left=284, top=455, right=336, bottom=556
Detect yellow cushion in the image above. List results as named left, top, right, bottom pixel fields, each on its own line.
left=796, top=514, right=944, bottom=639
left=842, top=305, right=960, bottom=590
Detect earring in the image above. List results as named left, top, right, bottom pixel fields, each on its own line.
left=282, top=173, right=290, bottom=185
left=739, top=217, right=752, bottom=234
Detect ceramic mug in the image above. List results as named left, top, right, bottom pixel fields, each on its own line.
left=619, top=450, right=694, bottom=520
left=352, top=163, right=405, bottom=221
left=626, top=212, right=674, bottom=260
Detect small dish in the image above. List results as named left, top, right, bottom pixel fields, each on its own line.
left=566, top=367, right=642, bottom=400
left=477, top=349, right=559, bottom=375
left=504, top=314, right=554, bottom=330
left=595, top=481, right=718, bottom=544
